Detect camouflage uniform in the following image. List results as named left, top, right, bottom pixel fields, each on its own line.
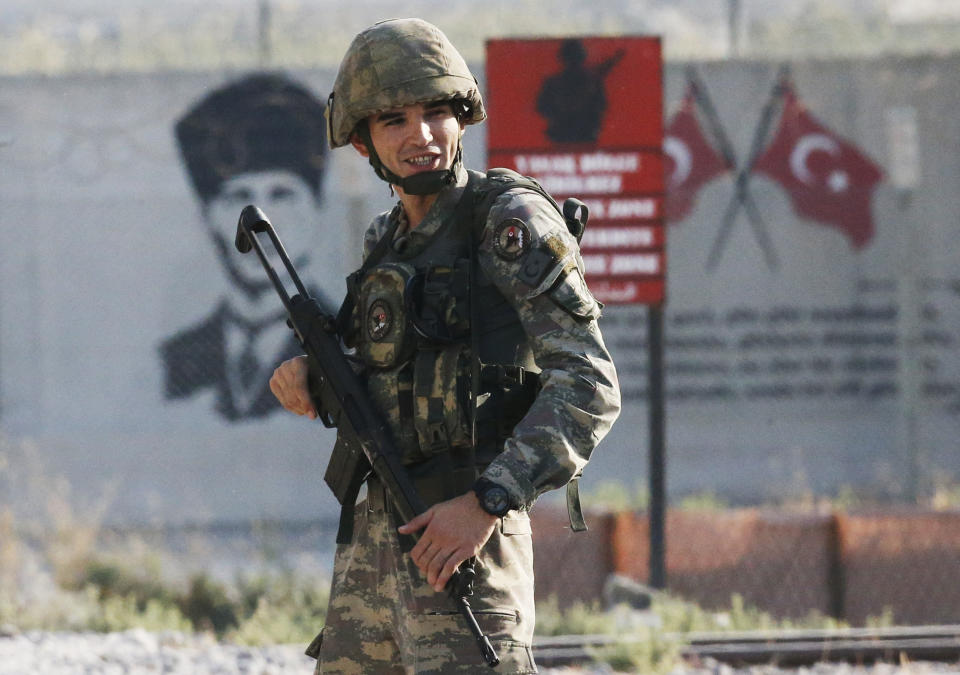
left=311, top=164, right=620, bottom=674
left=309, top=18, right=620, bottom=674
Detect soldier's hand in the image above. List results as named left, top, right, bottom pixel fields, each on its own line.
left=398, top=491, right=498, bottom=592
left=269, top=356, right=318, bottom=419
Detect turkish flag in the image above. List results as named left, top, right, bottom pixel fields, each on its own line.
left=664, top=88, right=731, bottom=223
left=752, top=86, right=883, bottom=249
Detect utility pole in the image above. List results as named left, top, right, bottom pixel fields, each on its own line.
left=728, top=0, right=743, bottom=57
left=258, top=0, right=272, bottom=68
left=648, top=305, right=666, bottom=589
left=886, top=106, right=923, bottom=501
left=0, top=135, right=11, bottom=421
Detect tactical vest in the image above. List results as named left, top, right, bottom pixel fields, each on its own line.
left=343, top=170, right=539, bottom=467
left=333, top=169, right=589, bottom=542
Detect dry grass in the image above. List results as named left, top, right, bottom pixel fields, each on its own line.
left=0, top=433, right=328, bottom=642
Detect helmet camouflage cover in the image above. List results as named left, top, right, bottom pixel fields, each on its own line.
left=326, top=18, right=486, bottom=149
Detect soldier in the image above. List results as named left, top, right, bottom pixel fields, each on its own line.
left=270, top=18, right=620, bottom=674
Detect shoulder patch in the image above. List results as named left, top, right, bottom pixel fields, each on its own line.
left=492, top=218, right=530, bottom=261
left=541, top=233, right=570, bottom=262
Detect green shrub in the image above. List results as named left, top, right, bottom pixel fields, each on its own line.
left=535, top=595, right=614, bottom=637
left=93, top=592, right=193, bottom=633
left=535, top=594, right=685, bottom=673
left=229, top=571, right=329, bottom=646
left=676, top=491, right=729, bottom=512
left=178, top=574, right=238, bottom=634
left=589, top=625, right=683, bottom=674
left=70, top=556, right=175, bottom=609
left=535, top=590, right=864, bottom=672
left=582, top=481, right=649, bottom=512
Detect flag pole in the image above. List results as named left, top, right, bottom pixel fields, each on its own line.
left=685, top=66, right=744, bottom=271
left=686, top=66, right=738, bottom=169
left=704, top=65, right=789, bottom=271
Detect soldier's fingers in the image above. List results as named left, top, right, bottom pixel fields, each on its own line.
left=426, top=548, right=454, bottom=587
left=415, top=539, right=450, bottom=573
left=409, top=537, right=435, bottom=564
left=269, top=372, right=282, bottom=399
left=284, top=357, right=315, bottom=414
left=295, top=389, right=316, bottom=417
left=269, top=371, right=298, bottom=411
left=398, top=510, right=432, bottom=535
left=275, top=357, right=304, bottom=385
left=435, top=555, right=463, bottom=592
left=272, top=363, right=294, bottom=390
left=418, top=546, right=445, bottom=578
left=271, top=383, right=300, bottom=414
left=292, top=369, right=308, bottom=394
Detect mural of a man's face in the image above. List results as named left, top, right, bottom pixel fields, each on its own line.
left=204, top=168, right=320, bottom=292
left=161, top=73, right=330, bottom=422
left=173, top=73, right=329, bottom=303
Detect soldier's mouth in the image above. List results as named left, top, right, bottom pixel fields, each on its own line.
left=404, top=154, right=441, bottom=170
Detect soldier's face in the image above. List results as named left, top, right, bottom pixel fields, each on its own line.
left=205, top=169, right=319, bottom=282
left=357, top=101, right=464, bottom=179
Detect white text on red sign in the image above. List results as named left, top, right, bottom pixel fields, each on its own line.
left=582, top=197, right=660, bottom=220
left=581, top=227, right=658, bottom=249
left=583, top=253, right=662, bottom=276
left=514, top=151, right=641, bottom=175
left=513, top=151, right=643, bottom=195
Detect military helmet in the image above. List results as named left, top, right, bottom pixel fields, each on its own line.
left=326, top=18, right=486, bottom=149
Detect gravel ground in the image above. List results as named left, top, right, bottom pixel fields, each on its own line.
left=2, top=630, right=959, bottom=675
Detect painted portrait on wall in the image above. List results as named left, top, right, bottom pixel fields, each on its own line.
left=159, top=73, right=332, bottom=421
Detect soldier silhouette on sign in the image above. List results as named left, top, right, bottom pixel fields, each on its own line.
left=536, top=39, right=625, bottom=144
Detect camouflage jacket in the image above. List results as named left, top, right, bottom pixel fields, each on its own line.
left=361, top=164, right=621, bottom=510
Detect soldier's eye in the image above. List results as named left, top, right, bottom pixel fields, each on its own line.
left=377, top=113, right=405, bottom=127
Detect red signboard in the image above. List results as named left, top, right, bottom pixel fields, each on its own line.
left=486, top=37, right=665, bottom=305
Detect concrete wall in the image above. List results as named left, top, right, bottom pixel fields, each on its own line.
left=0, top=54, right=959, bottom=524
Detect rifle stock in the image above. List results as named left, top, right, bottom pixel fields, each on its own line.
left=234, top=205, right=499, bottom=668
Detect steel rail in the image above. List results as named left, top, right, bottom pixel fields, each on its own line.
left=534, top=625, right=960, bottom=668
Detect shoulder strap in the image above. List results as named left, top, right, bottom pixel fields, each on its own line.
left=472, top=168, right=589, bottom=244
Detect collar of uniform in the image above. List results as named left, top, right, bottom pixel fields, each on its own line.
left=395, top=163, right=469, bottom=242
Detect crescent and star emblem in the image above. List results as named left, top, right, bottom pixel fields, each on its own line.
left=664, top=135, right=692, bottom=189
left=789, top=133, right=849, bottom=193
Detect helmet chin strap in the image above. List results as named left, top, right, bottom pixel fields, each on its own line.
left=358, top=125, right=460, bottom=196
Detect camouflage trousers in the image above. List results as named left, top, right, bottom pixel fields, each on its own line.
left=308, top=478, right=538, bottom=674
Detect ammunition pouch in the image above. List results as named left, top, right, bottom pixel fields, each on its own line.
left=357, top=262, right=417, bottom=368
left=406, top=261, right=471, bottom=343
left=412, top=344, right=473, bottom=457
left=405, top=347, right=540, bottom=464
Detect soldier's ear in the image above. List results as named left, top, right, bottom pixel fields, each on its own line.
left=349, top=133, right=370, bottom=158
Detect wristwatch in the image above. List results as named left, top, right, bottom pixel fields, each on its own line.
left=473, top=477, right=515, bottom=517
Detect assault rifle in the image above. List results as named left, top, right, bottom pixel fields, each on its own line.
left=234, top=205, right=500, bottom=668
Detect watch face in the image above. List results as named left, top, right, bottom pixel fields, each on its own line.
left=483, top=486, right=511, bottom=516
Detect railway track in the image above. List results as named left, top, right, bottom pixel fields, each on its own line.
left=534, top=625, right=960, bottom=668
